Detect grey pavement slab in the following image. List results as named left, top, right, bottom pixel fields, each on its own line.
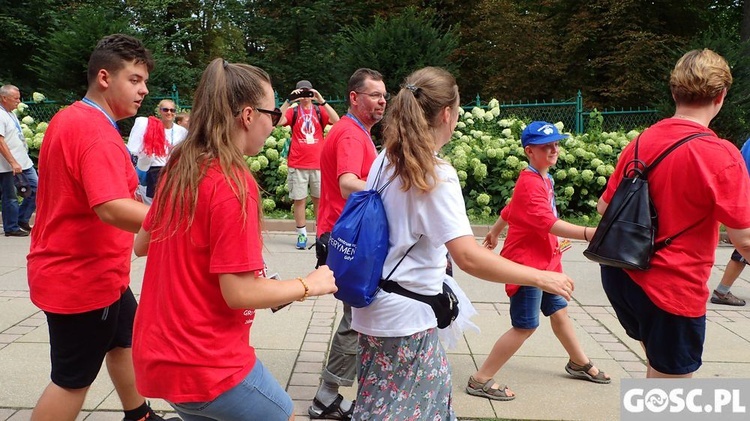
left=0, top=230, right=748, bottom=421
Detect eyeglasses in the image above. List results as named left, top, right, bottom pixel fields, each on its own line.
left=355, top=91, right=391, bottom=101
left=256, top=107, right=282, bottom=126
left=160, top=108, right=177, bottom=113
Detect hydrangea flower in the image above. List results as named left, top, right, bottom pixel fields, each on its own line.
left=501, top=128, right=512, bottom=138
left=16, top=103, right=28, bottom=112
left=490, top=107, right=500, bottom=117
left=278, top=164, right=288, bottom=177
left=473, top=163, right=487, bottom=180
left=32, top=92, right=46, bottom=103
left=262, top=198, right=276, bottom=211
left=476, top=193, right=490, bottom=206
left=22, top=116, right=34, bottom=125
left=581, top=169, right=594, bottom=182
left=265, top=138, right=277, bottom=149
left=590, top=158, right=603, bottom=168
left=265, top=148, right=279, bottom=162
left=36, top=122, right=49, bottom=133
left=488, top=99, right=500, bottom=108
left=596, top=165, right=607, bottom=175
left=506, top=156, right=520, bottom=168
left=554, top=169, right=567, bottom=180
left=457, top=170, right=468, bottom=181
left=456, top=121, right=466, bottom=129
left=564, top=186, right=575, bottom=197
left=554, top=121, right=564, bottom=132
left=465, top=118, right=474, bottom=125
left=250, top=160, right=261, bottom=172
left=257, top=155, right=269, bottom=169
left=597, top=176, right=607, bottom=186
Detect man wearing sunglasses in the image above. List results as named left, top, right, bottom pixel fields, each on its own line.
left=277, top=80, right=340, bottom=249
left=127, top=99, right=188, bottom=204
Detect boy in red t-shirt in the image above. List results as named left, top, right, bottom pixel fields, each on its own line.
left=27, top=35, right=172, bottom=421
left=466, top=121, right=609, bottom=401
left=277, top=80, right=340, bottom=249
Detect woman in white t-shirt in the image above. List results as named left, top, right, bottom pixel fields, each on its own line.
left=127, top=99, right=188, bottom=204
left=350, top=67, right=575, bottom=420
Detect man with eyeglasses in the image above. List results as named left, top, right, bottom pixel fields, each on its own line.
left=127, top=99, right=188, bottom=204
left=309, top=68, right=387, bottom=420
left=277, top=80, right=340, bottom=249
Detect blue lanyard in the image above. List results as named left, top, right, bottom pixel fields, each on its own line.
left=527, top=165, right=557, bottom=217
left=2, top=108, right=23, bottom=139
left=82, top=97, right=118, bottom=130
left=345, top=113, right=371, bottom=140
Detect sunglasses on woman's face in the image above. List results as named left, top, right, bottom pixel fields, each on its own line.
left=160, top=108, right=177, bottom=113
left=256, top=107, right=282, bottom=126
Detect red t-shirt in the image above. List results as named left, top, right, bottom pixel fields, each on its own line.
left=133, top=164, right=264, bottom=402
left=602, top=118, right=750, bottom=317
left=499, top=170, right=562, bottom=297
left=284, top=105, right=330, bottom=169
left=317, top=115, right=377, bottom=234
left=27, top=102, right=138, bottom=314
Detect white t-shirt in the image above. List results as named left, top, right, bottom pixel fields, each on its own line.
left=127, top=116, right=188, bottom=169
left=351, top=150, right=473, bottom=337
left=0, top=108, right=34, bottom=172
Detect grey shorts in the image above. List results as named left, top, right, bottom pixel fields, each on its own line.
left=287, top=168, right=320, bottom=200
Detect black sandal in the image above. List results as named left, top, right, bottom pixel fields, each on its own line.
left=308, top=394, right=354, bottom=420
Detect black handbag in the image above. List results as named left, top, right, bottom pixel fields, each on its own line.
left=583, top=132, right=709, bottom=270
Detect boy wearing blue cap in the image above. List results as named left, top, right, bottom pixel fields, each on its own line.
left=466, top=121, right=610, bottom=401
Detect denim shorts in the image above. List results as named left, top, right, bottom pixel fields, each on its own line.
left=601, top=265, right=705, bottom=375
left=170, top=360, right=293, bottom=421
left=509, top=285, right=568, bottom=329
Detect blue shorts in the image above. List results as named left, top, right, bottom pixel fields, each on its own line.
left=601, top=266, right=705, bottom=375
left=170, top=360, right=293, bottom=421
left=509, top=286, right=568, bottom=329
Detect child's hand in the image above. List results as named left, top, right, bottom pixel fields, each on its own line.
left=483, top=232, right=498, bottom=250
left=305, top=265, right=337, bottom=297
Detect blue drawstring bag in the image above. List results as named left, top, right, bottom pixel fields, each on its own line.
left=327, top=163, right=392, bottom=308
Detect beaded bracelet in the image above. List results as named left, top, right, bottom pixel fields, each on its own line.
left=296, top=277, right=309, bottom=302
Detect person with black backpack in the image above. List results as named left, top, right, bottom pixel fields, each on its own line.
left=597, top=49, right=750, bottom=379
left=277, top=80, right=339, bottom=249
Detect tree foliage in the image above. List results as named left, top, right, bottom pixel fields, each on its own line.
left=5, top=0, right=750, bottom=139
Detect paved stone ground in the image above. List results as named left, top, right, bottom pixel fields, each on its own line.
left=1, top=229, right=749, bottom=420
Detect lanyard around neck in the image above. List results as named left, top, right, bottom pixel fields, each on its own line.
left=2, top=108, right=23, bottom=136
left=526, top=164, right=557, bottom=217
left=82, top=97, right=118, bottom=130
left=346, top=112, right=371, bottom=140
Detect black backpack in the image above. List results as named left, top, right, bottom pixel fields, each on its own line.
left=291, top=105, right=322, bottom=128
left=583, top=132, right=709, bottom=270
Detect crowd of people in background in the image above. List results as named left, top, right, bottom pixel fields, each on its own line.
left=2, top=30, right=746, bottom=421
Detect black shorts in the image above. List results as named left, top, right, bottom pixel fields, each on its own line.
left=601, top=266, right=705, bottom=375
left=45, top=287, right=137, bottom=389
left=731, top=249, right=749, bottom=264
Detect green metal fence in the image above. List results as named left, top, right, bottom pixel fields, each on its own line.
left=462, top=91, right=659, bottom=134
left=24, top=89, right=658, bottom=136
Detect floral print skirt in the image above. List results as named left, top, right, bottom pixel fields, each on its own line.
left=352, top=328, right=455, bottom=421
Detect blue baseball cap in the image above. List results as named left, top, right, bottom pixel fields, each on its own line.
left=521, top=121, right=569, bottom=147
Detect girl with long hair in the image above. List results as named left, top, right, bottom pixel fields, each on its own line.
left=350, top=67, right=574, bottom=419
left=131, top=58, right=336, bottom=421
